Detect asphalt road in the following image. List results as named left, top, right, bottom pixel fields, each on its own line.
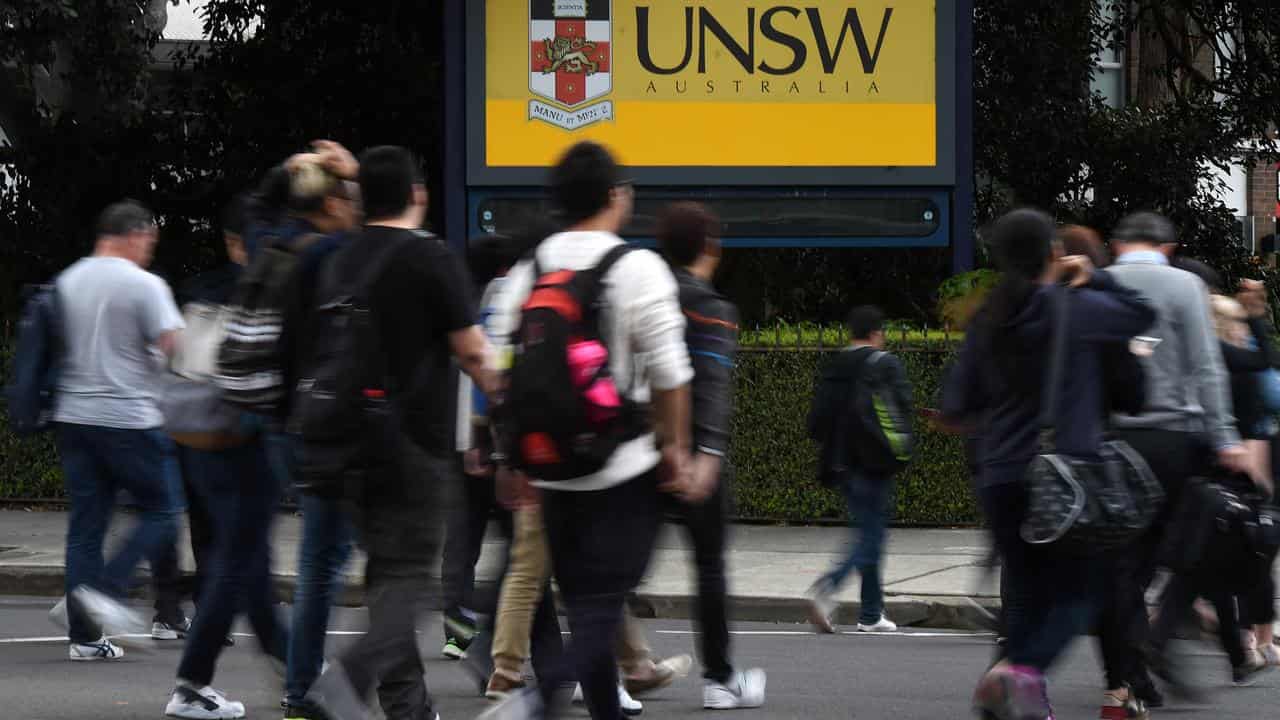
left=0, top=595, right=1274, bottom=720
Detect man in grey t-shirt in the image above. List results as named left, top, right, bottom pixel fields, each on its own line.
left=50, top=200, right=185, bottom=661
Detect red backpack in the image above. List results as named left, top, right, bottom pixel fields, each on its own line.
left=504, top=245, right=638, bottom=481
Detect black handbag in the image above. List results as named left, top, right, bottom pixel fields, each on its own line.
left=1019, top=287, right=1165, bottom=554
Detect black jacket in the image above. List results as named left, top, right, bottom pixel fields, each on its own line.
left=942, top=272, right=1155, bottom=487
left=808, top=346, right=913, bottom=481
left=675, top=269, right=739, bottom=457
left=1223, top=316, right=1276, bottom=440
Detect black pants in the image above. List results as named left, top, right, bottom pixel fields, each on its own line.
left=538, top=472, right=662, bottom=720
left=441, top=456, right=510, bottom=616
left=667, top=480, right=733, bottom=683
left=1240, top=564, right=1277, bottom=627
left=1097, top=429, right=1208, bottom=689
left=336, top=443, right=446, bottom=720
left=175, top=438, right=287, bottom=685
left=1151, top=575, right=1247, bottom=668
left=154, top=445, right=216, bottom=624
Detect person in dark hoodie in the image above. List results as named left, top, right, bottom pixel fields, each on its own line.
left=942, top=209, right=1155, bottom=720
left=806, top=304, right=912, bottom=636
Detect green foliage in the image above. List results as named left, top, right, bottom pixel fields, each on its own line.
left=936, top=270, right=1001, bottom=330
left=729, top=343, right=977, bottom=526
left=0, top=338, right=63, bottom=499
left=739, top=321, right=960, bottom=349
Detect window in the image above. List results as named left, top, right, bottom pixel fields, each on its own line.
left=1092, top=0, right=1126, bottom=107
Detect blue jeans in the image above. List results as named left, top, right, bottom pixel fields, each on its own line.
left=176, top=437, right=288, bottom=685
left=285, top=493, right=355, bottom=706
left=819, top=473, right=892, bottom=625
left=56, top=424, right=181, bottom=643
left=980, top=480, right=1095, bottom=671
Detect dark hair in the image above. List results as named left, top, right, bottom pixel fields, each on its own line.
left=847, top=305, right=886, bottom=341
left=1057, top=225, right=1110, bottom=268
left=1172, top=256, right=1223, bottom=292
left=1113, top=211, right=1176, bottom=247
left=96, top=199, right=155, bottom=237
left=467, top=228, right=542, bottom=287
left=250, top=165, right=292, bottom=226
left=358, top=145, right=422, bottom=222
left=549, top=141, right=621, bottom=226
left=657, top=202, right=719, bottom=267
left=976, top=208, right=1057, bottom=394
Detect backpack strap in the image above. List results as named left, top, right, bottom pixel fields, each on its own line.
left=581, top=244, right=634, bottom=307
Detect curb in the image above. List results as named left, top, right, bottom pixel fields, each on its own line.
left=0, top=565, right=1002, bottom=631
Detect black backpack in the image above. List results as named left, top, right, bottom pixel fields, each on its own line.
left=846, top=348, right=914, bottom=474
left=215, top=233, right=319, bottom=413
left=291, top=236, right=411, bottom=497
left=503, top=245, right=637, bottom=482
left=4, top=284, right=63, bottom=435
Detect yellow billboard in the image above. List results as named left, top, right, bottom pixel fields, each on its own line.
left=483, top=1, right=938, bottom=168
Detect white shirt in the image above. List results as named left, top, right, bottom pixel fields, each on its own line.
left=54, top=256, right=184, bottom=429
left=490, top=231, right=694, bottom=490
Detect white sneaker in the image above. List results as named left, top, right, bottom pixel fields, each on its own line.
left=1263, top=644, right=1280, bottom=666
left=704, top=668, right=767, bottom=710
left=72, top=585, right=148, bottom=638
left=571, top=684, right=643, bottom=716
left=165, top=683, right=246, bottom=719
left=69, top=636, right=124, bottom=661
left=856, top=615, right=898, bottom=633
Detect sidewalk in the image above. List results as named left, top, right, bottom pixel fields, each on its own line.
left=0, top=509, right=1002, bottom=629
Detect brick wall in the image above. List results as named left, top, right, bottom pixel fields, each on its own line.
left=1250, top=160, right=1279, bottom=247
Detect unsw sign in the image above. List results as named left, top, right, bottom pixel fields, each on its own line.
left=529, top=0, right=614, bottom=130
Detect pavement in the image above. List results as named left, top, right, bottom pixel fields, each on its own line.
left=0, top=509, right=1003, bottom=629
left=0, top=596, right=1274, bottom=720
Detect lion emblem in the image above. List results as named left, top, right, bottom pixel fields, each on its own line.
left=542, top=36, right=599, bottom=75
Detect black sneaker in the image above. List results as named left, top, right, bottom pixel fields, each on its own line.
left=283, top=703, right=329, bottom=720
left=153, top=616, right=192, bottom=640
left=1130, top=677, right=1163, bottom=709
left=442, top=608, right=476, bottom=659
left=1233, top=655, right=1274, bottom=686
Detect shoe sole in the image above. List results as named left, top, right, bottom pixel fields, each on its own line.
left=70, top=653, right=122, bottom=661
left=442, top=646, right=465, bottom=660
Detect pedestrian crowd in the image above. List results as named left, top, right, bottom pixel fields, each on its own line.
left=7, top=138, right=1280, bottom=720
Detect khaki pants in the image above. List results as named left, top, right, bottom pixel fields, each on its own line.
left=491, top=505, right=654, bottom=677
left=492, top=505, right=552, bottom=676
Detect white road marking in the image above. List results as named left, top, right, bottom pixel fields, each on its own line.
left=2, top=628, right=995, bottom=643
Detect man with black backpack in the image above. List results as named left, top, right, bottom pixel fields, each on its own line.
left=480, top=141, right=694, bottom=720
left=298, top=146, right=491, bottom=720
left=806, top=305, right=914, bottom=635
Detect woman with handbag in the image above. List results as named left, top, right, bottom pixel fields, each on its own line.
left=942, top=209, right=1156, bottom=720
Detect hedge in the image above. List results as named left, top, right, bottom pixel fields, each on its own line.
left=728, top=339, right=976, bottom=526
left=0, top=333, right=979, bottom=525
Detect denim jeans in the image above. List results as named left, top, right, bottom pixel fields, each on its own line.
left=980, top=480, right=1095, bottom=671
left=285, top=493, right=355, bottom=707
left=175, top=436, right=288, bottom=685
left=56, top=423, right=180, bottom=643
left=154, top=445, right=214, bottom=624
left=819, top=472, right=893, bottom=625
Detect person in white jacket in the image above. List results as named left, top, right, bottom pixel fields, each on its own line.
left=481, top=141, right=694, bottom=720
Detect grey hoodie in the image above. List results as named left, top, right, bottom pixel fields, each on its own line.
left=1107, top=256, right=1240, bottom=448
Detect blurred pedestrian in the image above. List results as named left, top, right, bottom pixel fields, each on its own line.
left=943, top=208, right=1155, bottom=720
left=48, top=200, right=184, bottom=662
left=806, top=304, right=913, bottom=636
